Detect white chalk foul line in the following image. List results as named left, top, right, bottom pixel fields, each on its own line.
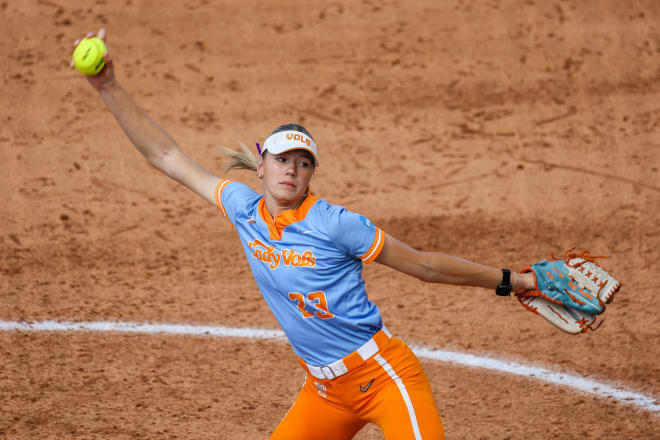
left=413, top=347, right=660, bottom=414
left=0, top=320, right=287, bottom=341
left=1, top=320, right=658, bottom=414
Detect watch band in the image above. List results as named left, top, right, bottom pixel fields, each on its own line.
left=496, top=269, right=512, bottom=296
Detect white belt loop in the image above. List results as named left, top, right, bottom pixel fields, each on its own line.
left=356, top=338, right=379, bottom=361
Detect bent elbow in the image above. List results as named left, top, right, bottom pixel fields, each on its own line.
left=418, top=268, right=438, bottom=283
left=417, top=255, right=440, bottom=283
left=149, top=147, right=182, bottom=177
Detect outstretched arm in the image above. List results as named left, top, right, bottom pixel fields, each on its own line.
left=375, top=234, right=534, bottom=293
left=73, top=29, right=220, bottom=205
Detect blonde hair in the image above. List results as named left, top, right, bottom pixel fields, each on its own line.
left=220, top=139, right=259, bottom=172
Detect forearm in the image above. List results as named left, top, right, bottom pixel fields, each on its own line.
left=419, top=252, right=534, bottom=292
left=419, top=252, right=500, bottom=287
left=98, top=78, right=178, bottom=165
left=377, top=234, right=535, bottom=292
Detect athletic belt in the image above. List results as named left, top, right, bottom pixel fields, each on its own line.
left=301, top=325, right=392, bottom=380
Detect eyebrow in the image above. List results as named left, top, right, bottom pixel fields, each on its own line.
left=274, top=151, right=315, bottom=165
left=291, top=151, right=314, bottom=164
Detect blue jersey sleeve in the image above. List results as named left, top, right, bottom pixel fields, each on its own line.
left=324, top=203, right=385, bottom=264
left=215, top=179, right=259, bottom=226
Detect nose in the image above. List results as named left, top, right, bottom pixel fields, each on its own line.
left=285, top=161, right=297, bottom=176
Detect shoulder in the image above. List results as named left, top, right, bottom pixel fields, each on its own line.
left=308, top=198, right=346, bottom=224
left=216, top=179, right=262, bottom=220
left=311, top=199, right=375, bottom=234
left=310, top=198, right=354, bottom=216
left=218, top=180, right=260, bottom=201
left=308, top=198, right=382, bottom=260
left=322, top=200, right=372, bottom=226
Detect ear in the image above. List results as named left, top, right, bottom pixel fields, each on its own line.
left=257, top=156, right=264, bottom=179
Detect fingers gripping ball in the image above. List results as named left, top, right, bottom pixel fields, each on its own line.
left=73, top=37, right=107, bottom=76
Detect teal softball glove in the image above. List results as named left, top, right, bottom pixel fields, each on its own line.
left=516, top=249, right=621, bottom=334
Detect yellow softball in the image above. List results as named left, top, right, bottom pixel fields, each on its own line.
left=72, top=37, right=107, bottom=76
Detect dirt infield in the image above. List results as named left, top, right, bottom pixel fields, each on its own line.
left=1, top=0, right=659, bottom=438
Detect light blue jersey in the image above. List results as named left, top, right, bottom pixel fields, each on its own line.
left=215, top=179, right=386, bottom=366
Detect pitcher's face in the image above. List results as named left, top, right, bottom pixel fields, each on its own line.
left=259, top=150, right=315, bottom=206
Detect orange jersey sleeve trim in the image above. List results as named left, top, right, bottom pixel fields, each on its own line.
left=214, top=179, right=232, bottom=219
left=360, top=227, right=385, bottom=264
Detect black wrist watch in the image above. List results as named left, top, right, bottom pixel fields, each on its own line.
left=496, top=269, right=512, bottom=296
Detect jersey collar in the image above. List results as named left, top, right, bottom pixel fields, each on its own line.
left=258, top=193, right=318, bottom=240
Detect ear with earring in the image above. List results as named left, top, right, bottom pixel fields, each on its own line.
left=256, top=154, right=264, bottom=179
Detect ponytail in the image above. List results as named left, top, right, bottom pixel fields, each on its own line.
left=219, top=139, right=259, bottom=172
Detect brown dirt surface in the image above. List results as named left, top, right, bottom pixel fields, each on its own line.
left=2, top=0, right=660, bottom=438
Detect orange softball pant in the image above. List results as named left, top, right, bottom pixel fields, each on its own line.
left=270, top=337, right=444, bottom=440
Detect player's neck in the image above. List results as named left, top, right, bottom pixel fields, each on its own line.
left=264, top=193, right=307, bottom=218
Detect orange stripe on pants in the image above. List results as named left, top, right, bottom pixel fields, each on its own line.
left=271, top=338, right=444, bottom=439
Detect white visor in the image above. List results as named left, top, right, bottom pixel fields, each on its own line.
left=262, top=130, right=319, bottom=166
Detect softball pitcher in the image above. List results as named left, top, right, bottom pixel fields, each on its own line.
left=74, top=30, right=535, bottom=439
